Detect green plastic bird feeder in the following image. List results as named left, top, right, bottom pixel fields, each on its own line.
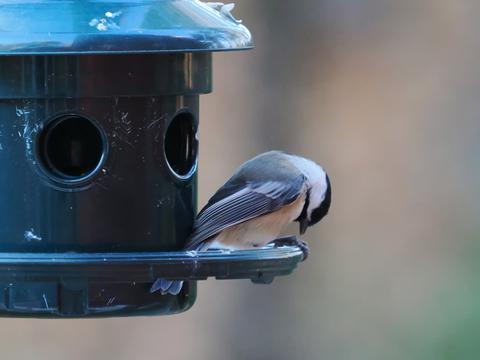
left=0, top=0, right=304, bottom=317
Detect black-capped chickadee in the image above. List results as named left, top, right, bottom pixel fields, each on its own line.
left=151, top=151, right=331, bottom=295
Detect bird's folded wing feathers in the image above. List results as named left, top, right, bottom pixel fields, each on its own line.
left=184, top=177, right=305, bottom=250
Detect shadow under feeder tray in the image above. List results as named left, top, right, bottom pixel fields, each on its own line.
left=0, top=246, right=303, bottom=317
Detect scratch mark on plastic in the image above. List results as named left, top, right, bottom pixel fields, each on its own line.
left=42, top=294, right=49, bottom=309
left=106, top=297, right=116, bottom=306
left=15, top=101, right=41, bottom=158
left=24, top=228, right=42, bottom=242
left=147, top=114, right=166, bottom=130
left=112, top=99, right=134, bottom=147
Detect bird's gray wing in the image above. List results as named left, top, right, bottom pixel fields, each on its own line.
left=184, top=177, right=305, bottom=250
left=196, top=151, right=299, bottom=219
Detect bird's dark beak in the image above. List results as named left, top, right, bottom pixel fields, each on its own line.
left=299, top=218, right=309, bottom=235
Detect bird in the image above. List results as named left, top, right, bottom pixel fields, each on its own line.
left=151, top=150, right=331, bottom=295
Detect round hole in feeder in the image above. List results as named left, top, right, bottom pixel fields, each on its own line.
left=38, top=114, right=106, bottom=181
left=164, top=111, right=198, bottom=178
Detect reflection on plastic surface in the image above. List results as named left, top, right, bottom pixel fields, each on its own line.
left=0, top=0, right=253, bottom=54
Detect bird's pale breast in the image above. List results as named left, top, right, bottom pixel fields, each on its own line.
left=211, top=193, right=306, bottom=249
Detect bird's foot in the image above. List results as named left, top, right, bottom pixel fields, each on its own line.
left=269, top=236, right=309, bottom=261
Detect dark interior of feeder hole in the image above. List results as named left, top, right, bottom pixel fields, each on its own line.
left=39, top=115, right=104, bottom=180
left=164, top=111, right=198, bottom=177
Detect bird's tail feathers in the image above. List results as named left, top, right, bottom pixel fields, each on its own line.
left=150, top=279, right=184, bottom=295
left=150, top=240, right=212, bottom=295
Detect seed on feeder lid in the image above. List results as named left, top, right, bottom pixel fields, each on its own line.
left=105, top=11, right=122, bottom=19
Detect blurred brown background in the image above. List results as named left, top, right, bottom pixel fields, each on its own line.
left=4, top=1, right=480, bottom=359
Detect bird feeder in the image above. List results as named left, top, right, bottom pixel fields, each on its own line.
left=0, top=0, right=304, bottom=317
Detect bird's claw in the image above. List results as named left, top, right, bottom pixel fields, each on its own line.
left=270, top=236, right=310, bottom=261
left=296, top=239, right=310, bottom=261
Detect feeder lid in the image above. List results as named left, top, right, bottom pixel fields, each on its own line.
left=0, top=0, right=253, bottom=55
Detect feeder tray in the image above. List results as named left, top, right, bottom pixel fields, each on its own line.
left=0, top=246, right=303, bottom=317
left=0, top=0, right=306, bottom=317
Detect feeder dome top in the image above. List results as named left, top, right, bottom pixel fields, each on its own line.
left=0, top=0, right=253, bottom=55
